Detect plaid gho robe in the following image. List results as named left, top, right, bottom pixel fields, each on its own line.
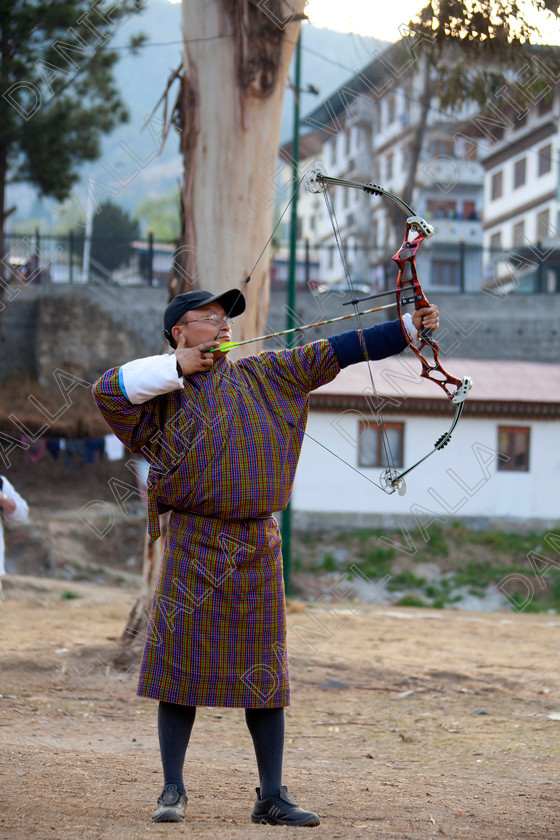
left=93, top=340, right=341, bottom=707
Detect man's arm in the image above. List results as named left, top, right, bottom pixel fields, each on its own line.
left=328, top=317, right=412, bottom=368
left=329, top=308, right=439, bottom=369
left=0, top=477, right=29, bottom=522
left=92, top=354, right=186, bottom=455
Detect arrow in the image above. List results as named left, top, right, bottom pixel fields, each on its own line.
left=208, top=301, right=401, bottom=353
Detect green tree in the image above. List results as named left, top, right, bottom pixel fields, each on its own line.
left=91, top=199, right=139, bottom=271
left=135, top=189, right=181, bottom=240
left=0, top=0, right=145, bottom=303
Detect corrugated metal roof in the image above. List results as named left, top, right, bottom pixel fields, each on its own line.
left=313, top=357, right=560, bottom=404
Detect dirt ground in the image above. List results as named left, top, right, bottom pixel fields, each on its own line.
left=1, top=573, right=559, bottom=840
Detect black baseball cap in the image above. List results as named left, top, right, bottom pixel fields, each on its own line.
left=163, top=289, right=246, bottom=343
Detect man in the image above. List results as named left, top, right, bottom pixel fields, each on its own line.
left=93, top=288, right=438, bottom=826
left=0, top=476, right=29, bottom=601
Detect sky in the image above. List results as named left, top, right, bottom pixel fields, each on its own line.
left=167, top=0, right=560, bottom=46
left=304, top=0, right=426, bottom=42
left=305, top=0, right=560, bottom=44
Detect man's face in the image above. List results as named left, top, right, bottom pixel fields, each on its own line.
left=172, top=302, right=233, bottom=352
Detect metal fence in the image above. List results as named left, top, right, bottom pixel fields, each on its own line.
left=3, top=230, right=175, bottom=288
left=4, top=230, right=560, bottom=295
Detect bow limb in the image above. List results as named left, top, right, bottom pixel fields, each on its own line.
left=393, top=217, right=471, bottom=406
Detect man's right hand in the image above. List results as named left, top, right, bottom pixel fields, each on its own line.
left=175, top=334, right=221, bottom=377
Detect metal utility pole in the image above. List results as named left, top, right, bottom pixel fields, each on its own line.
left=281, top=29, right=302, bottom=595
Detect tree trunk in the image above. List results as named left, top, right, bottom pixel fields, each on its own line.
left=173, top=0, right=306, bottom=343
left=115, top=513, right=169, bottom=669
left=117, top=0, right=305, bottom=665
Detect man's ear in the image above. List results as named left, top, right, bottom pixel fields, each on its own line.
left=171, top=324, right=184, bottom=347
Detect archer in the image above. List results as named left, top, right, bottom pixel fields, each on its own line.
left=92, top=287, right=438, bottom=826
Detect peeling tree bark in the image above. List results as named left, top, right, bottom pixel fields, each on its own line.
left=172, top=0, right=306, bottom=344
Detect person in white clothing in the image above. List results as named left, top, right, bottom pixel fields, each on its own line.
left=0, top=476, right=29, bottom=601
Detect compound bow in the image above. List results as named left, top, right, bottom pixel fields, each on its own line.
left=305, top=163, right=472, bottom=495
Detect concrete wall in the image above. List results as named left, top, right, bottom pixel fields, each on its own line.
left=266, top=287, right=560, bottom=363
left=1, top=282, right=559, bottom=384
left=0, top=282, right=168, bottom=383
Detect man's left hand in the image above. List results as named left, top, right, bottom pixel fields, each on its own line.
left=412, top=305, right=439, bottom=337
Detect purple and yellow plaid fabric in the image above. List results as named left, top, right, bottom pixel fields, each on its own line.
left=139, top=511, right=288, bottom=706
left=92, top=341, right=339, bottom=707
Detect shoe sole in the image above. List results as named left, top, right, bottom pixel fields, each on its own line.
left=151, top=810, right=185, bottom=823
left=251, top=815, right=320, bottom=827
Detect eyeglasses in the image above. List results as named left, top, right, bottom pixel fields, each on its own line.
left=184, top=315, right=234, bottom=327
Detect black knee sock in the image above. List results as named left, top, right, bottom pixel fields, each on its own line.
left=245, top=707, right=285, bottom=799
left=157, top=701, right=196, bottom=797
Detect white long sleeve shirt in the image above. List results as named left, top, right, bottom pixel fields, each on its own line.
left=0, top=476, right=29, bottom=575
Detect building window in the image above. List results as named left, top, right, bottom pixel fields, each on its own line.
left=513, top=220, right=525, bottom=247
left=538, top=92, right=553, bottom=115
left=358, top=421, right=404, bottom=468
left=344, top=128, right=351, bottom=156
left=330, top=140, right=337, bottom=166
left=514, top=157, right=526, bottom=188
left=513, top=112, right=528, bottom=129
left=462, top=201, right=477, bottom=220
left=372, top=102, right=380, bottom=134
left=497, top=426, right=530, bottom=472
left=538, top=143, right=552, bottom=175
left=387, top=95, right=396, bottom=125
left=537, top=208, right=550, bottom=240
left=491, top=170, right=503, bottom=200
left=426, top=199, right=458, bottom=219
left=386, top=152, right=393, bottom=179
left=431, top=260, right=459, bottom=288
left=434, top=138, right=454, bottom=156
left=490, top=231, right=502, bottom=252
left=464, top=139, right=478, bottom=161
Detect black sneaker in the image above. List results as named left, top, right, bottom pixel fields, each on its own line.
left=251, top=786, right=320, bottom=826
left=150, top=784, right=187, bottom=822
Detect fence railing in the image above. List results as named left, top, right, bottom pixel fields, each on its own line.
left=4, top=230, right=560, bottom=295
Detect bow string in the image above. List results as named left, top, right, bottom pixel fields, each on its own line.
left=304, top=163, right=472, bottom=495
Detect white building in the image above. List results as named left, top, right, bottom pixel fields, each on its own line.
left=300, top=40, right=485, bottom=293
left=480, top=88, right=560, bottom=293
left=292, top=357, right=560, bottom=531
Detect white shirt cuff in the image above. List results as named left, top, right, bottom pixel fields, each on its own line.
left=119, top=354, right=184, bottom=405
left=402, top=312, right=418, bottom=342
left=1, top=476, right=29, bottom=522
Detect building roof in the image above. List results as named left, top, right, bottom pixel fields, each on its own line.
left=301, top=40, right=408, bottom=131
left=280, top=128, right=324, bottom=163
left=311, top=357, right=560, bottom=419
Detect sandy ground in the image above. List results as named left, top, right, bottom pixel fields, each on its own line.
left=0, top=574, right=559, bottom=840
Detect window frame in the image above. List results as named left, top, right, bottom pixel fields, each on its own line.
left=513, top=220, right=525, bottom=248
left=358, top=421, right=404, bottom=469
left=497, top=426, right=531, bottom=472
left=513, top=157, right=527, bottom=189
left=538, top=143, right=552, bottom=176
left=491, top=170, right=503, bottom=200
